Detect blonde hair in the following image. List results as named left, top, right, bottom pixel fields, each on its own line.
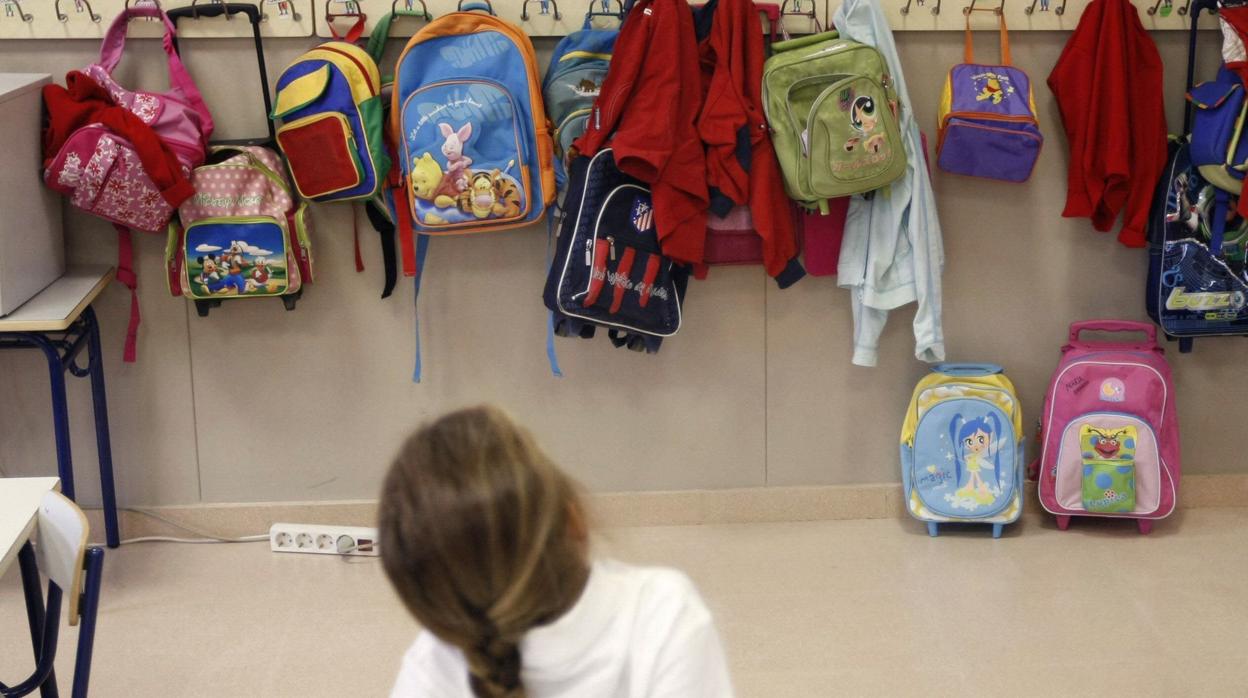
left=378, top=406, right=590, bottom=698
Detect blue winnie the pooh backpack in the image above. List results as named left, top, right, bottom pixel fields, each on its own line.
left=391, top=1, right=556, bottom=235
left=542, top=4, right=620, bottom=199
left=899, top=364, right=1025, bottom=538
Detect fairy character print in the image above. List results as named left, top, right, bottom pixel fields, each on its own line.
left=949, top=412, right=1004, bottom=507
left=839, top=88, right=887, bottom=154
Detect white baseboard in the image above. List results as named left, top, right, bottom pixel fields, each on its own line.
left=83, top=474, right=1248, bottom=541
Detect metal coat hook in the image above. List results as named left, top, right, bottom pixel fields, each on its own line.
left=584, top=0, right=623, bottom=21
left=1178, top=0, right=1193, bottom=14
left=190, top=0, right=232, bottom=19
left=902, top=0, right=941, bottom=14
left=457, top=0, right=495, bottom=12
left=324, top=0, right=362, bottom=21
left=522, top=0, right=561, bottom=20
left=56, top=0, right=102, bottom=22
left=779, top=0, right=821, bottom=30
left=964, top=0, right=1004, bottom=15
left=1147, top=0, right=1173, bottom=15
left=3, top=0, right=33, bottom=21
left=391, top=0, right=432, bottom=20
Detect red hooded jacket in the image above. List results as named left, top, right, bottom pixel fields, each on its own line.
left=1048, top=0, right=1167, bottom=247
left=574, top=0, right=709, bottom=266
left=694, top=0, right=804, bottom=286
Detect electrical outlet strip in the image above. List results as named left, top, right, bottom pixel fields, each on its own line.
left=269, top=523, right=379, bottom=557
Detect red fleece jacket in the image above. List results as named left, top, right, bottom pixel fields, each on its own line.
left=43, top=71, right=194, bottom=208
left=1048, top=0, right=1167, bottom=247
left=696, top=0, right=804, bottom=286
left=574, top=0, right=709, bottom=265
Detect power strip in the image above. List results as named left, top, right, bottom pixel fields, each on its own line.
left=269, top=523, right=379, bottom=557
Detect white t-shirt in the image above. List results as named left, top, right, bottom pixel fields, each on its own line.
left=389, top=558, right=734, bottom=698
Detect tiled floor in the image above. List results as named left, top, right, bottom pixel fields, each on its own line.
left=3, top=508, right=1248, bottom=697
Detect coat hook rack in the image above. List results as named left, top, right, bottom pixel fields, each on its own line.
left=261, top=0, right=302, bottom=22
left=522, top=0, right=562, bottom=20
left=55, top=0, right=102, bottom=22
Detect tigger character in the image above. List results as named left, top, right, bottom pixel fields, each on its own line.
left=457, top=169, right=523, bottom=220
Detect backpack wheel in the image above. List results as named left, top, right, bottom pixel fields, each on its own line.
left=1137, top=518, right=1154, bottom=535
left=194, top=300, right=213, bottom=317
left=926, top=522, right=939, bottom=537
left=1055, top=515, right=1071, bottom=531
left=1178, top=337, right=1194, bottom=353
left=992, top=523, right=1004, bottom=539
left=282, top=289, right=303, bottom=311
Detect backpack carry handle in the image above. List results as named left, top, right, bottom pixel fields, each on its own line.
left=97, top=5, right=215, bottom=138
left=1067, top=320, right=1158, bottom=349
left=1183, top=0, right=1219, bottom=133
left=963, top=12, right=1010, bottom=65
left=458, top=0, right=496, bottom=15
left=771, top=30, right=838, bottom=54
left=934, top=363, right=1004, bottom=376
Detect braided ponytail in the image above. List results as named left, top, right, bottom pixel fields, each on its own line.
left=379, top=406, right=591, bottom=698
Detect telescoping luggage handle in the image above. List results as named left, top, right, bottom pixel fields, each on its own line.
left=167, top=3, right=275, bottom=146
left=933, top=362, right=1003, bottom=376
left=963, top=11, right=1011, bottom=65
left=1067, top=320, right=1159, bottom=351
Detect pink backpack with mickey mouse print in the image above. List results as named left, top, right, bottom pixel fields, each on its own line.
left=166, top=146, right=313, bottom=315
left=1033, top=321, right=1181, bottom=535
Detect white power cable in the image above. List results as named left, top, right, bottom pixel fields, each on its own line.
left=86, top=507, right=269, bottom=546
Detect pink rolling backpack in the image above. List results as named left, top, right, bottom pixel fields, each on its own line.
left=1032, top=321, right=1180, bottom=534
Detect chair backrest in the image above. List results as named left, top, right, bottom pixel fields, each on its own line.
left=34, top=490, right=89, bottom=626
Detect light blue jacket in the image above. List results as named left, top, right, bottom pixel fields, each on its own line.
left=833, top=0, right=945, bottom=367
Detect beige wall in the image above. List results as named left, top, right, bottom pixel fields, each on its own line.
left=0, top=29, right=1239, bottom=507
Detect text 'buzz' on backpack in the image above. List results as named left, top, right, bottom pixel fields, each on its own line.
left=900, top=363, right=1024, bottom=539
left=391, top=4, right=555, bottom=234
left=270, top=34, right=390, bottom=204
left=166, top=146, right=313, bottom=315
left=543, top=9, right=618, bottom=199
left=762, top=30, right=907, bottom=213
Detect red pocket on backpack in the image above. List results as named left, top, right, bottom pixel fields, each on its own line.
left=276, top=113, right=362, bottom=199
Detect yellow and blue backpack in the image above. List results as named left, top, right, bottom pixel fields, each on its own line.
left=271, top=34, right=391, bottom=204
left=900, top=363, right=1025, bottom=538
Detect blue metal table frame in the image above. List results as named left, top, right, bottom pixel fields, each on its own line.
left=0, top=306, right=120, bottom=549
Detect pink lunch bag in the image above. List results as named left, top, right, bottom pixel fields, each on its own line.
left=42, top=5, right=214, bottom=361
left=1033, top=320, right=1181, bottom=534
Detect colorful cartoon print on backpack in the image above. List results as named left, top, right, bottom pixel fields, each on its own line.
left=187, top=231, right=288, bottom=297
left=946, top=412, right=1007, bottom=511
left=972, top=70, right=1017, bottom=105
left=402, top=82, right=530, bottom=229
left=839, top=88, right=887, bottom=156
left=1080, top=424, right=1138, bottom=513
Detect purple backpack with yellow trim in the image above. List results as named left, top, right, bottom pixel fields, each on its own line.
left=936, top=14, right=1042, bottom=183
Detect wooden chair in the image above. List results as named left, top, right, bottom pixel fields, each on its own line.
left=1, top=491, right=105, bottom=698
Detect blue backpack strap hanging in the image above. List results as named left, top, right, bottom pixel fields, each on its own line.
left=545, top=213, right=564, bottom=377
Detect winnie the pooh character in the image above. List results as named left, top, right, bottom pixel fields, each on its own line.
left=408, top=153, right=460, bottom=211
left=977, top=77, right=1005, bottom=105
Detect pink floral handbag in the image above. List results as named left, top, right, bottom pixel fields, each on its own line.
left=42, top=5, right=214, bottom=361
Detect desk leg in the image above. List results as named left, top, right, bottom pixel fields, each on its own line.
left=83, top=308, right=120, bottom=549
left=27, top=336, right=77, bottom=503
left=18, top=542, right=59, bottom=698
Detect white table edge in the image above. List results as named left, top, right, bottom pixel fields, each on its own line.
left=0, top=477, right=62, bottom=580
left=0, top=267, right=115, bottom=333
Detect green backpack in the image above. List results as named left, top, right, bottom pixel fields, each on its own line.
left=762, top=31, right=907, bottom=212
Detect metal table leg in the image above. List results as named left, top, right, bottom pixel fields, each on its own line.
left=82, top=308, right=120, bottom=548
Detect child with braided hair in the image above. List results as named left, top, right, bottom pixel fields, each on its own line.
left=380, top=406, right=734, bottom=698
